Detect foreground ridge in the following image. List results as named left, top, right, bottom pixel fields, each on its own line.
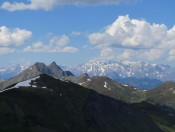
left=0, top=74, right=175, bottom=132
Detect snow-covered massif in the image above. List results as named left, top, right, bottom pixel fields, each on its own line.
left=63, top=60, right=175, bottom=82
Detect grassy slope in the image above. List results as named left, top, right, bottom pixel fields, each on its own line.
left=82, top=76, right=146, bottom=103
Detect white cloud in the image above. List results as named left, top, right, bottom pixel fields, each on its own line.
left=168, top=49, right=175, bottom=61
left=118, top=49, right=134, bottom=60
left=141, top=49, right=163, bottom=61
left=0, top=47, right=15, bottom=55
left=89, top=15, right=171, bottom=49
left=99, top=48, right=116, bottom=60
left=1, top=0, right=137, bottom=11
left=169, top=49, right=175, bottom=56
left=88, top=15, right=175, bottom=62
left=71, top=31, right=81, bottom=37
left=0, top=26, right=32, bottom=46
left=50, top=35, right=69, bottom=47
left=24, top=35, right=78, bottom=53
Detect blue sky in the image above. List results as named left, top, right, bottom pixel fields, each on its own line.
left=0, top=0, right=175, bottom=67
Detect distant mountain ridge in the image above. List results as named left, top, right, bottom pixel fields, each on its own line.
left=2, top=60, right=175, bottom=81
left=63, top=60, right=175, bottom=89
left=1, top=60, right=175, bottom=89
left=64, top=60, right=175, bottom=81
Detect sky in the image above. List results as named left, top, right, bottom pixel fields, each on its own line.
left=0, top=0, right=175, bottom=67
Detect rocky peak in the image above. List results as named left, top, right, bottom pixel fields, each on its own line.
left=79, top=73, right=89, bottom=79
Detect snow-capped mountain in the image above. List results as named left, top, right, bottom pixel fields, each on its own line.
left=0, top=64, right=27, bottom=80
left=63, top=60, right=175, bottom=82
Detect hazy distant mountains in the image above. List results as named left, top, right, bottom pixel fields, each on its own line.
left=0, top=64, right=26, bottom=80
left=1, top=60, right=175, bottom=89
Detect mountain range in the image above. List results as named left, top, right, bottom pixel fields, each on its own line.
left=0, top=62, right=175, bottom=111
left=2, top=60, right=175, bottom=89
left=64, top=60, right=175, bottom=81
left=62, top=60, right=175, bottom=89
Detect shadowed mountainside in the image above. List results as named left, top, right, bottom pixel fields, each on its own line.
left=0, top=74, right=175, bottom=132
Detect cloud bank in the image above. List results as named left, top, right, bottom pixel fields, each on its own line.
left=1, top=0, right=136, bottom=11
left=24, top=35, right=78, bottom=53
left=88, top=15, right=175, bottom=62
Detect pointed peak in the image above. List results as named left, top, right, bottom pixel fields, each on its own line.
left=48, top=61, right=64, bottom=75
left=80, top=73, right=89, bottom=78
left=49, top=61, right=59, bottom=67
left=50, top=61, right=57, bottom=65
left=29, top=62, right=47, bottom=72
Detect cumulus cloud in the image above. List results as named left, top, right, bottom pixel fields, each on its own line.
left=89, top=15, right=171, bottom=49
left=23, top=35, right=78, bottom=53
left=0, top=26, right=32, bottom=46
left=1, top=0, right=136, bottom=11
left=50, top=35, right=69, bottom=47
left=88, top=15, right=175, bottom=62
left=0, top=47, right=15, bottom=55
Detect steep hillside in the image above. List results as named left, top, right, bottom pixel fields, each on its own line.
left=80, top=76, right=147, bottom=103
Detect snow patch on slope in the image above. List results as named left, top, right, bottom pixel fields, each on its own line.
left=13, top=76, right=40, bottom=88
left=104, top=82, right=111, bottom=90
left=0, top=76, right=40, bottom=93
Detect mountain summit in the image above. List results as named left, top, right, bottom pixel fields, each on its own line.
left=0, top=62, right=73, bottom=91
